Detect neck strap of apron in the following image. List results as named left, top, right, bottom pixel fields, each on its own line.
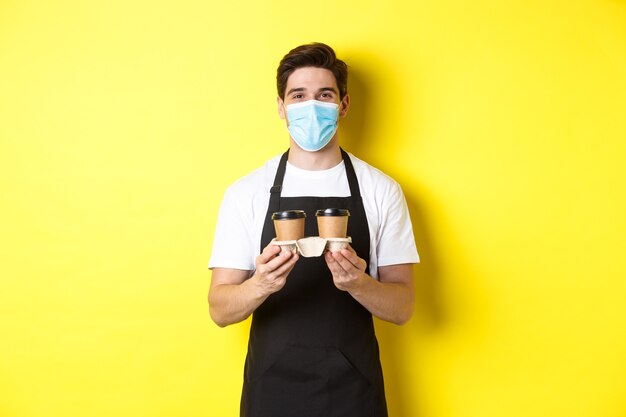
left=268, top=148, right=361, bottom=214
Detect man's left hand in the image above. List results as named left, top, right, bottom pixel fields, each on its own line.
left=324, top=246, right=368, bottom=291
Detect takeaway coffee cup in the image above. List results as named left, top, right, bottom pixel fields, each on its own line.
left=315, top=208, right=350, bottom=238
left=272, top=210, right=306, bottom=241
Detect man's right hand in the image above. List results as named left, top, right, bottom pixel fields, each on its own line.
left=251, top=244, right=299, bottom=296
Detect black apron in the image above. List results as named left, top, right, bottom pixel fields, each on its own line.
left=240, top=149, right=388, bottom=417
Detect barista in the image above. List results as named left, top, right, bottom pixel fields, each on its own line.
left=208, top=42, right=420, bottom=417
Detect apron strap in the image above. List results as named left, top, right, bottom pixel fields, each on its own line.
left=341, top=148, right=361, bottom=198
left=269, top=148, right=360, bottom=214
left=268, top=150, right=289, bottom=214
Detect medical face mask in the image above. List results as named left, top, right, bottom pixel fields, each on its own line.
left=285, top=100, right=339, bottom=152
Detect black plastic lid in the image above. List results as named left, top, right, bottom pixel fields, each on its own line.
left=271, top=210, right=307, bottom=220
left=315, top=208, right=350, bottom=217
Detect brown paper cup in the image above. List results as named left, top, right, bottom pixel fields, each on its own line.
left=316, top=208, right=350, bottom=238
left=272, top=210, right=306, bottom=241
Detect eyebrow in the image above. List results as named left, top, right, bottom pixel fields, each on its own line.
left=286, top=87, right=339, bottom=96
left=286, top=87, right=306, bottom=96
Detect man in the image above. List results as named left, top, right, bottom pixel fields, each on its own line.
left=208, top=43, right=419, bottom=417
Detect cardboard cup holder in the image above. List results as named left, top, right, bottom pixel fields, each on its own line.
left=325, top=237, right=352, bottom=253
left=271, top=209, right=352, bottom=257
left=272, top=240, right=298, bottom=254
left=271, top=236, right=352, bottom=257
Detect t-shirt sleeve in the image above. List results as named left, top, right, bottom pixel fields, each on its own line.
left=208, top=185, right=256, bottom=271
left=376, top=181, right=420, bottom=266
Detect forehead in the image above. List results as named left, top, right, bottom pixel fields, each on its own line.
left=285, top=67, right=338, bottom=91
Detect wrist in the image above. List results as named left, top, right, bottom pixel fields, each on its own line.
left=341, top=272, right=370, bottom=294
left=247, top=273, right=270, bottom=300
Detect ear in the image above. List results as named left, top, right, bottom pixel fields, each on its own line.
left=277, top=97, right=286, bottom=120
left=339, top=94, right=350, bottom=118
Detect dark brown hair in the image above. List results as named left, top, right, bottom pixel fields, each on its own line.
left=276, top=43, right=348, bottom=100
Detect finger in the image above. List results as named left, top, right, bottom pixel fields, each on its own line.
left=344, top=244, right=357, bottom=254
left=325, top=252, right=347, bottom=274
left=340, top=249, right=366, bottom=271
left=264, top=249, right=294, bottom=272
left=271, top=253, right=299, bottom=278
left=332, top=251, right=361, bottom=273
left=262, top=253, right=298, bottom=283
left=258, top=244, right=281, bottom=264
left=339, top=248, right=361, bottom=266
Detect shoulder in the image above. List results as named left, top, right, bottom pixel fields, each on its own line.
left=347, top=152, right=402, bottom=196
left=223, top=154, right=281, bottom=200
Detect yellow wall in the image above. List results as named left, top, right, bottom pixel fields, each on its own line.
left=1, top=1, right=625, bottom=416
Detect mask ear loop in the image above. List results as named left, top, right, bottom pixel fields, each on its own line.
left=282, top=102, right=290, bottom=125
left=338, top=98, right=347, bottom=117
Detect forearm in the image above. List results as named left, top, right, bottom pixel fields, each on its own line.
left=347, top=275, right=414, bottom=325
left=209, top=248, right=298, bottom=327
left=209, top=275, right=267, bottom=327
left=326, top=250, right=415, bottom=325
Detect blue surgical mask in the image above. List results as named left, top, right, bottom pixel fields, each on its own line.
left=286, top=100, right=339, bottom=152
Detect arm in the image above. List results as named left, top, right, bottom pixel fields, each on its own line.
left=208, top=244, right=299, bottom=327
left=324, top=248, right=414, bottom=325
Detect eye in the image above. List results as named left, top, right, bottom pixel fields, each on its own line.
left=292, top=93, right=304, bottom=100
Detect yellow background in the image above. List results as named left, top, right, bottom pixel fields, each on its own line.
left=1, top=0, right=625, bottom=416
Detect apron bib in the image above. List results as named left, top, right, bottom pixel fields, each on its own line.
left=240, top=149, right=388, bottom=417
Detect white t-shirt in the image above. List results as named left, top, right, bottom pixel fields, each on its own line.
left=208, top=152, right=420, bottom=279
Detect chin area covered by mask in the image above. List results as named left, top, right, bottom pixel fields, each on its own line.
left=286, top=100, right=339, bottom=152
